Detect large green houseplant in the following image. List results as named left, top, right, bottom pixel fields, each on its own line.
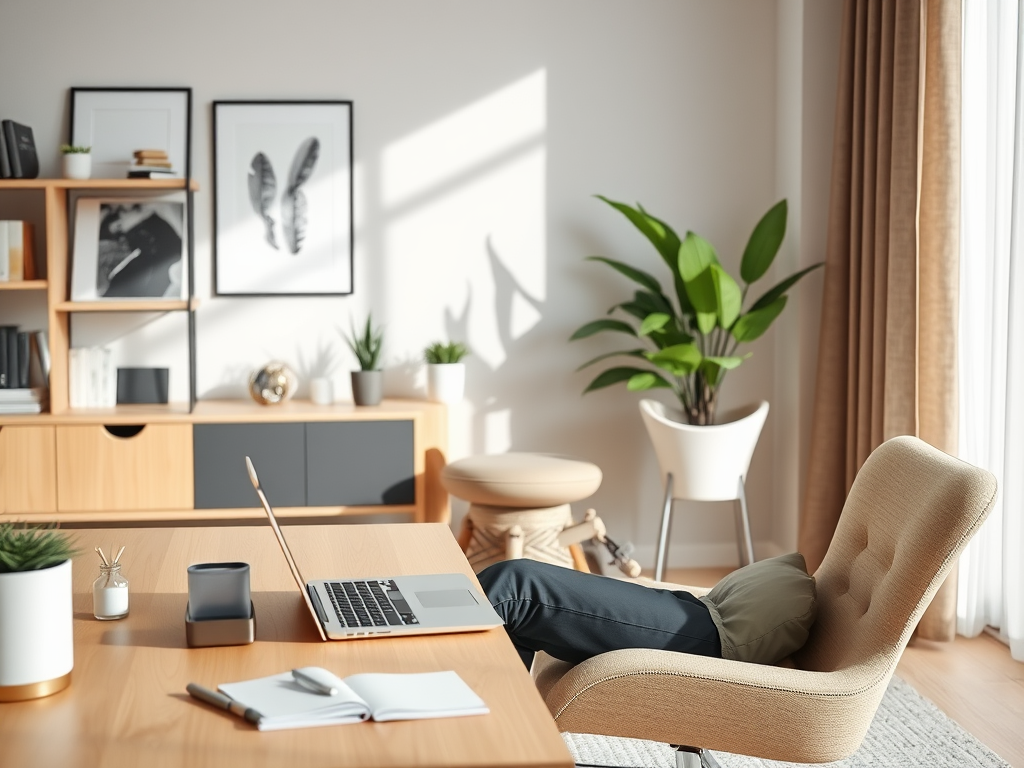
left=572, top=197, right=822, bottom=425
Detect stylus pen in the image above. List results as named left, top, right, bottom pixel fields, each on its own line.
left=186, top=682, right=263, bottom=725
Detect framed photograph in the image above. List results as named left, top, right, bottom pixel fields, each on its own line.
left=213, top=101, right=353, bottom=296
left=71, top=194, right=188, bottom=301
left=69, top=87, right=192, bottom=179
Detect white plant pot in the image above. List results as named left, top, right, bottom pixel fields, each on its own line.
left=309, top=377, right=334, bottom=405
left=427, top=363, right=465, bottom=404
left=0, top=559, right=74, bottom=701
left=62, top=153, right=91, bottom=180
left=640, top=399, right=769, bottom=501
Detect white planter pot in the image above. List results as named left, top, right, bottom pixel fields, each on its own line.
left=640, top=399, right=769, bottom=501
left=426, top=363, right=465, bottom=404
left=309, top=376, right=334, bottom=405
left=62, top=153, right=91, bottom=180
left=0, top=559, right=74, bottom=701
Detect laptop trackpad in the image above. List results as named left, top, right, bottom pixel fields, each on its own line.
left=415, top=589, right=479, bottom=608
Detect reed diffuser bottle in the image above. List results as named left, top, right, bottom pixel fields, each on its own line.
left=92, top=546, right=129, bottom=620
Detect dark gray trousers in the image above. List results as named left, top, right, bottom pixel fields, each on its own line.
left=478, top=559, right=721, bottom=669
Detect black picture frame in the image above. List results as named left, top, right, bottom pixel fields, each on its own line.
left=212, top=100, right=354, bottom=297
left=69, top=87, right=192, bottom=180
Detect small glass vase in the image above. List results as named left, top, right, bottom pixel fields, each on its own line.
left=92, top=563, right=129, bottom=620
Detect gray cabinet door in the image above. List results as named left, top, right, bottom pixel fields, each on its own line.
left=193, top=423, right=306, bottom=509
left=306, top=421, right=415, bottom=506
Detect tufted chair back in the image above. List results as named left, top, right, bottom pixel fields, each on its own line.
left=793, top=436, right=998, bottom=678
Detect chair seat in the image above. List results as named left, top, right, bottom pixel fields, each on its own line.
left=441, top=453, right=602, bottom=508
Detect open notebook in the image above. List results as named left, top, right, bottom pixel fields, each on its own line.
left=218, top=669, right=488, bottom=731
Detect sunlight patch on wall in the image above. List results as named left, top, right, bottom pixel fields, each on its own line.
left=484, top=408, right=512, bottom=454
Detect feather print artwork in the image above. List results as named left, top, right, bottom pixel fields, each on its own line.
left=248, top=152, right=278, bottom=249
left=282, top=137, right=320, bottom=254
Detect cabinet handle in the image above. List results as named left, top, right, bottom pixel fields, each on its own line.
left=104, top=425, right=146, bottom=439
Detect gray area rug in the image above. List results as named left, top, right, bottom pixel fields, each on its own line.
left=564, top=676, right=1010, bottom=768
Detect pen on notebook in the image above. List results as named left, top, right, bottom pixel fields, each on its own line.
left=186, top=682, right=263, bottom=725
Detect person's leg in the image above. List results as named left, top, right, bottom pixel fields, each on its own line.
left=478, top=559, right=721, bottom=669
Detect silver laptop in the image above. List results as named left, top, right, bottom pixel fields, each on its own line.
left=245, top=456, right=503, bottom=641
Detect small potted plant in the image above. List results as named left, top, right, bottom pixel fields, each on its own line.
left=345, top=314, right=384, bottom=406
left=60, top=144, right=91, bottom=180
left=0, top=523, right=78, bottom=701
left=424, top=341, right=470, bottom=404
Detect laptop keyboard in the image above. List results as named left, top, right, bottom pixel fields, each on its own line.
left=325, top=579, right=419, bottom=628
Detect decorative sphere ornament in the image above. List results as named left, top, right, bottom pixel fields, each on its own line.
left=248, top=362, right=297, bottom=405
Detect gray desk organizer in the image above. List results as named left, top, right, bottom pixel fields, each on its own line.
left=185, top=562, right=255, bottom=647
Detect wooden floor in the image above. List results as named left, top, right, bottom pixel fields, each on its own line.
left=661, top=567, right=1024, bottom=767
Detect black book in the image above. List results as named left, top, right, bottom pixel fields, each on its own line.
left=1, top=121, right=39, bottom=179
left=4, top=327, right=18, bottom=389
left=0, top=126, right=10, bottom=178
left=0, top=328, right=7, bottom=388
left=0, top=326, right=16, bottom=389
left=16, top=331, right=30, bottom=388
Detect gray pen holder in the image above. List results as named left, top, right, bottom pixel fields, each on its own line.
left=187, top=562, right=251, bottom=620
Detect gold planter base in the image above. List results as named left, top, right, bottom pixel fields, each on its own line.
left=0, top=671, right=72, bottom=702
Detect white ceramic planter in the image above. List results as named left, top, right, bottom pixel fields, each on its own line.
left=62, top=153, right=91, bottom=180
left=309, top=377, right=334, bottom=405
left=426, top=363, right=465, bottom=404
left=0, top=559, right=74, bottom=701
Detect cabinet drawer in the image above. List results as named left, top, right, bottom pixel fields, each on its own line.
left=306, top=421, right=415, bottom=506
left=0, top=425, right=57, bottom=514
left=56, top=424, right=193, bottom=512
left=193, top=423, right=306, bottom=509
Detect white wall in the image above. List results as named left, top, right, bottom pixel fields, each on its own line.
left=0, top=0, right=840, bottom=567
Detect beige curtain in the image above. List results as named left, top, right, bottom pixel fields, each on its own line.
left=799, top=0, right=961, bottom=640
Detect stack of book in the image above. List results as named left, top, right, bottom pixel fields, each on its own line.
left=127, top=149, right=177, bottom=178
left=0, top=220, right=37, bottom=282
left=69, top=346, right=116, bottom=408
left=0, top=326, right=48, bottom=413
left=0, top=119, right=39, bottom=179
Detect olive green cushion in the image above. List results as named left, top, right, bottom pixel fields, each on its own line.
left=698, top=552, right=817, bottom=665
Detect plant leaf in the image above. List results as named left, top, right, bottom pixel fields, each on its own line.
left=281, top=188, right=308, bottom=255
left=613, top=290, right=674, bottom=321
left=749, top=262, right=824, bottom=312
left=698, top=355, right=746, bottom=387
left=732, top=296, right=788, bottom=342
left=575, top=349, right=647, bottom=371
left=570, top=319, right=638, bottom=340
left=678, top=231, right=719, bottom=283
left=287, top=137, right=320, bottom=192
left=646, top=343, right=702, bottom=376
left=711, top=264, right=742, bottom=328
left=583, top=366, right=657, bottom=393
left=695, top=311, right=717, bottom=335
left=247, top=152, right=278, bottom=249
left=740, top=199, right=787, bottom=283
left=639, top=313, right=671, bottom=336
left=586, top=256, right=664, bottom=295
left=627, top=372, right=673, bottom=391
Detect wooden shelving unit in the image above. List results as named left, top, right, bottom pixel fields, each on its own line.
left=0, top=177, right=197, bottom=415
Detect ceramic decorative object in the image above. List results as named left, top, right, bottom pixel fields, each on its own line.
left=427, top=363, right=466, bottom=404
left=309, top=377, right=334, bottom=406
left=351, top=370, right=382, bottom=406
left=0, top=560, right=74, bottom=701
left=248, top=362, right=297, bottom=405
left=62, top=153, right=91, bottom=180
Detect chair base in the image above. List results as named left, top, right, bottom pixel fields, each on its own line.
left=672, top=745, right=721, bottom=768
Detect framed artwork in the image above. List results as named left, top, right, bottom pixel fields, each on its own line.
left=213, top=101, right=353, bottom=296
left=69, top=88, right=192, bottom=179
left=71, top=194, right=188, bottom=301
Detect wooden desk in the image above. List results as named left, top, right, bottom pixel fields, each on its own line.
left=0, top=524, right=572, bottom=768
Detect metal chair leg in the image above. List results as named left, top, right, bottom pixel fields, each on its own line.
left=734, top=476, right=754, bottom=567
left=653, top=472, right=674, bottom=582
left=673, top=745, right=721, bottom=768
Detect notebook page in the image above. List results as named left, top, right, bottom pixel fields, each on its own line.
left=219, top=672, right=369, bottom=730
left=344, top=671, right=488, bottom=722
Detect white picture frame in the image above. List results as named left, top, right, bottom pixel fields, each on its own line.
left=213, top=101, right=353, bottom=296
left=69, top=88, right=191, bottom=179
left=71, top=194, right=189, bottom=302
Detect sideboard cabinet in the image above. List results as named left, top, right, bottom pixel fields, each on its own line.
left=0, top=399, right=448, bottom=524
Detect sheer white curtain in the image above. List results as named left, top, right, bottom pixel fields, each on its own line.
left=957, top=0, right=1024, bottom=661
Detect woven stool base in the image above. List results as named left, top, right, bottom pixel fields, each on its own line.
left=464, top=503, right=573, bottom=571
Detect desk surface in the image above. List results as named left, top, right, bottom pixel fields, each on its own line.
left=0, top=524, right=573, bottom=768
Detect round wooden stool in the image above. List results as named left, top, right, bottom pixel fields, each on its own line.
left=441, top=453, right=602, bottom=572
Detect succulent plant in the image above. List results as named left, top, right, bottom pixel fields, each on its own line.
left=424, top=341, right=469, bottom=365
left=0, top=523, right=78, bottom=573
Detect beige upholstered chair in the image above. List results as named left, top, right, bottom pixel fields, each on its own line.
left=532, top=436, right=998, bottom=767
